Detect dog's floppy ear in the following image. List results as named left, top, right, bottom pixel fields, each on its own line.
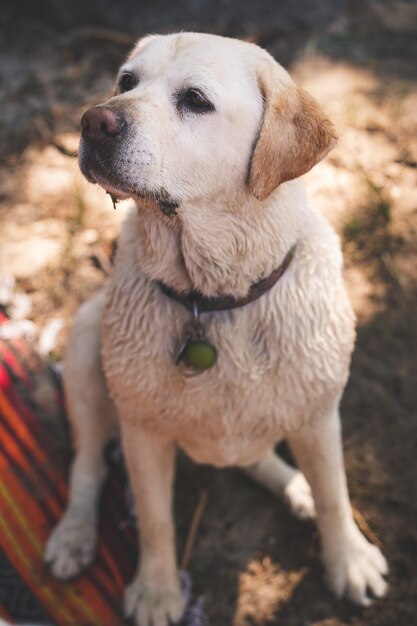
left=249, top=62, right=337, bottom=201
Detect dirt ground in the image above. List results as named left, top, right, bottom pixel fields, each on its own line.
left=1, top=1, right=417, bottom=625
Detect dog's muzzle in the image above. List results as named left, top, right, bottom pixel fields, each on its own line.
left=79, top=105, right=180, bottom=213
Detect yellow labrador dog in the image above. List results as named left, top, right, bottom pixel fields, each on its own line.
left=45, top=32, right=388, bottom=626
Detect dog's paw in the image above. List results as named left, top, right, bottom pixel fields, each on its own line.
left=44, top=511, right=97, bottom=579
left=284, top=472, right=316, bottom=520
left=323, top=527, right=388, bottom=605
left=124, top=574, right=185, bottom=626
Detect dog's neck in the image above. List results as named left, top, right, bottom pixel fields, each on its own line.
left=135, top=179, right=312, bottom=298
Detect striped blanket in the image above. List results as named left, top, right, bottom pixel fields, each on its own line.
left=0, top=311, right=205, bottom=626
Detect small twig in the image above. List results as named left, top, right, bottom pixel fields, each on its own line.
left=53, top=141, right=78, bottom=158
left=61, top=27, right=136, bottom=48
left=353, top=507, right=383, bottom=549
left=31, top=117, right=78, bottom=157
left=181, top=490, right=208, bottom=570
left=31, top=116, right=54, bottom=144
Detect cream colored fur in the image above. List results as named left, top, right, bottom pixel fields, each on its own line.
left=44, top=33, right=388, bottom=626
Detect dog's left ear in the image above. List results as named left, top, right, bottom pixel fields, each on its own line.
left=249, top=63, right=337, bottom=201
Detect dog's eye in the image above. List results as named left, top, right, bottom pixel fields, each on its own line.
left=118, top=72, right=137, bottom=94
left=179, top=88, right=214, bottom=114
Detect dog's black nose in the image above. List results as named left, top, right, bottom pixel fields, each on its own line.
left=81, top=106, right=126, bottom=141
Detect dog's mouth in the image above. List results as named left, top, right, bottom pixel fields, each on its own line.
left=79, top=148, right=180, bottom=216
left=85, top=167, right=132, bottom=202
left=80, top=148, right=134, bottom=200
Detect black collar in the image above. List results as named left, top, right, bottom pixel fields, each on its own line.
left=158, top=244, right=296, bottom=314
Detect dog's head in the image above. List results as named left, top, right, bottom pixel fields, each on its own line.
left=79, top=32, right=336, bottom=212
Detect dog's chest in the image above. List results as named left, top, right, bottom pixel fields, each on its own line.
left=101, top=263, right=346, bottom=467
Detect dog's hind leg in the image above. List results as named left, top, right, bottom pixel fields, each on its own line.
left=287, top=408, right=388, bottom=605
left=244, top=448, right=316, bottom=520
left=45, top=290, right=119, bottom=579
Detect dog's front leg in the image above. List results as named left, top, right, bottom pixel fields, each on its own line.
left=287, top=407, right=388, bottom=606
left=121, top=421, right=185, bottom=626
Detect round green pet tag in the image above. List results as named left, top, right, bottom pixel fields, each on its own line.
left=182, top=340, right=217, bottom=370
